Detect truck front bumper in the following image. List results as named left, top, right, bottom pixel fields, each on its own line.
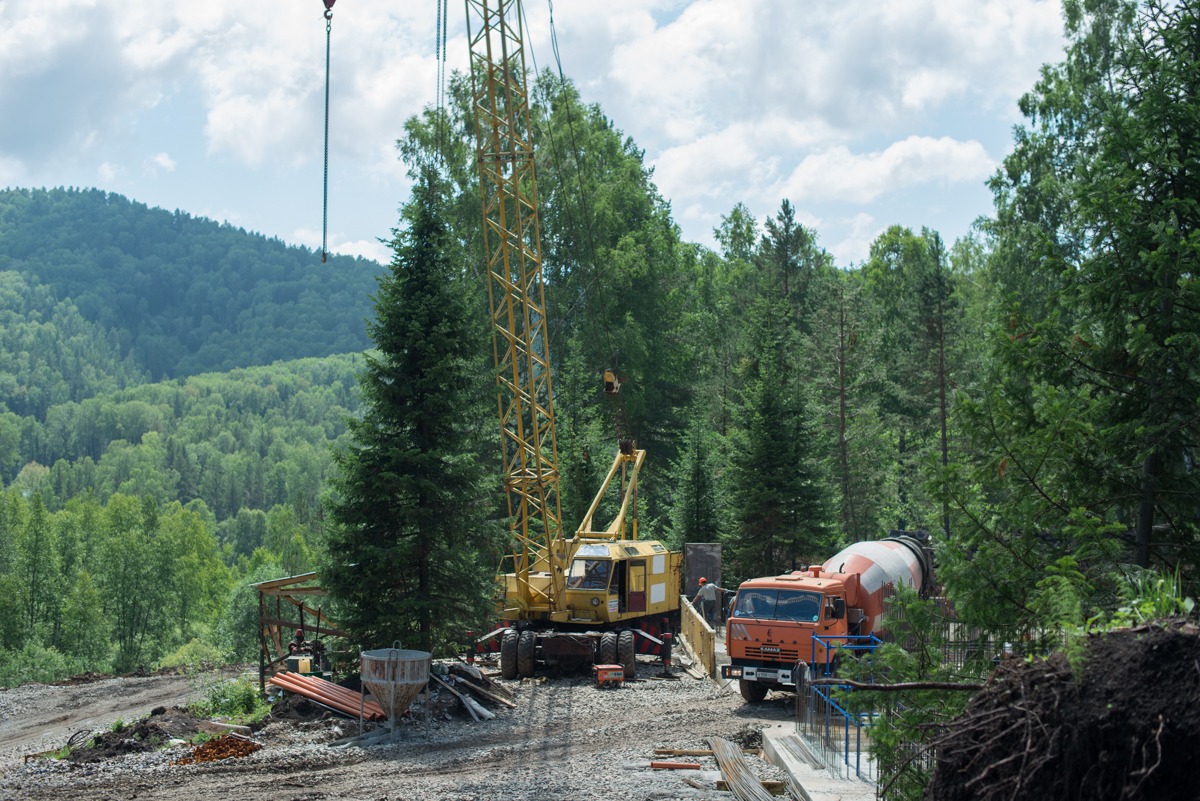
left=720, top=663, right=796, bottom=687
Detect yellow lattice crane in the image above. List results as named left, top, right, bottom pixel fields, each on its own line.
left=464, top=0, right=682, bottom=680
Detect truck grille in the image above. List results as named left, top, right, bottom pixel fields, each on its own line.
left=746, top=645, right=800, bottom=660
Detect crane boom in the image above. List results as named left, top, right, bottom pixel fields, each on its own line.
left=465, top=2, right=683, bottom=680
left=465, top=0, right=564, bottom=615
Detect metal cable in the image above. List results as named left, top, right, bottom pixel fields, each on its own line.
left=322, top=8, right=333, bottom=263
left=435, top=0, right=447, bottom=161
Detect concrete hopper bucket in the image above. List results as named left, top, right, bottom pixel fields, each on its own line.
left=360, top=645, right=431, bottom=725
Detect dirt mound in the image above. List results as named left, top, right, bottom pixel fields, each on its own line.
left=65, top=706, right=204, bottom=763
left=927, top=619, right=1200, bottom=801
left=267, top=693, right=331, bottom=723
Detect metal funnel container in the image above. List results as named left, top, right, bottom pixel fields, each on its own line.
left=360, top=646, right=431, bottom=721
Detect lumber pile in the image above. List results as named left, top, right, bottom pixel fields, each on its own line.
left=433, top=662, right=517, bottom=722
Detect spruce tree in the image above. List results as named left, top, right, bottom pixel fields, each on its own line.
left=323, top=169, right=498, bottom=653
left=724, top=292, right=834, bottom=579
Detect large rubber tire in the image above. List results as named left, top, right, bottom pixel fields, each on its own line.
left=617, top=630, right=637, bottom=679
left=517, top=629, right=538, bottom=678
left=599, top=632, right=618, bottom=665
left=499, top=628, right=519, bottom=680
left=739, top=678, right=768, bottom=703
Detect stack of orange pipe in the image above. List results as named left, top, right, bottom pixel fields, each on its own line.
left=269, top=671, right=388, bottom=721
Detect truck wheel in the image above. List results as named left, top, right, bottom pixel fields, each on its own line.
left=739, top=679, right=768, bottom=703
left=617, top=630, right=637, bottom=679
left=599, top=631, right=618, bottom=665
left=517, top=629, right=537, bottom=677
left=499, top=629, right=518, bottom=680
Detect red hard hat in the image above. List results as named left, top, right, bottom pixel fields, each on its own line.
left=699, top=577, right=707, bottom=584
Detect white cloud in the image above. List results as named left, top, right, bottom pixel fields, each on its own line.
left=777, top=136, right=994, bottom=205
left=335, top=238, right=390, bottom=265
left=98, top=162, right=120, bottom=182
left=292, top=226, right=388, bottom=265
left=148, top=153, right=176, bottom=173
left=831, top=213, right=884, bottom=266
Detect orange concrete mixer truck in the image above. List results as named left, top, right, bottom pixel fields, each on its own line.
left=721, top=532, right=933, bottom=702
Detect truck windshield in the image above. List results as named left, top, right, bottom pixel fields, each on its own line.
left=732, top=589, right=822, bottom=622
left=566, top=559, right=611, bottom=590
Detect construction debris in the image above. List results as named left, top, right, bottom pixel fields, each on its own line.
left=431, top=675, right=495, bottom=722
left=649, top=760, right=701, bottom=770
left=708, top=735, right=777, bottom=801
left=172, top=733, right=262, bottom=765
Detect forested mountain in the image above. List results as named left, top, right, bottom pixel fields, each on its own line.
left=0, top=188, right=382, bottom=381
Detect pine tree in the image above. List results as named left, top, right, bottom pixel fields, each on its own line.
left=322, top=169, right=499, bottom=653
left=724, top=292, right=834, bottom=579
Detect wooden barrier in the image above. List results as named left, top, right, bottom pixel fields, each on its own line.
left=680, top=595, right=716, bottom=678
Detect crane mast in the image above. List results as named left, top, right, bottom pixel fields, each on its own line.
left=465, top=0, right=564, bottom=616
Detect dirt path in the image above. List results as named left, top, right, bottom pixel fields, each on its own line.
left=0, top=672, right=212, bottom=767
left=0, top=665, right=807, bottom=801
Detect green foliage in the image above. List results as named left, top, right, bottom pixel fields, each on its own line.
left=843, top=587, right=975, bottom=801
left=1096, top=569, right=1196, bottom=630
left=158, top=638, right=225, bottom=672
left=216, top=559, right=283, bottom=662
left=978, top=0, right=1200, bottom=580
left=188, top=677, right=269, bottom=723
left=723, top=290, right=834, bottom=577
left=0, top=641, right=83, bottom=688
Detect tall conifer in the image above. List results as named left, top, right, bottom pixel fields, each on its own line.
left=323, top=169, right=498, bottom=652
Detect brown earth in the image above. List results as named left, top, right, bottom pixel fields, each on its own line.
left=926, top=619, right=1200, bottom=801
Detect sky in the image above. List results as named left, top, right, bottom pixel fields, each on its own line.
left=0, top=1, right=1069, bottom=268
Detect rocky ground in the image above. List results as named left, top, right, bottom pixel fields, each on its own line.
left=0, top=656, right=797, bottom=801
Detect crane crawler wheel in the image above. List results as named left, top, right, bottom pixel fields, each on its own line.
left=617, top=630, right=637, bottom=679
left=517, top=629, right=537, bottom=677
left=499, top=628, right=519, bottom=680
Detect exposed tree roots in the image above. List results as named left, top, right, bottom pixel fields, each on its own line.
left=925, top=620, right=1200, bottom=801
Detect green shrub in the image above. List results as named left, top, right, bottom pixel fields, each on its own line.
left=187, top=677, right=270, bottom=724
left=157, top=638, right=225, bottom=672
left=0, top=642, right=86, bottom=688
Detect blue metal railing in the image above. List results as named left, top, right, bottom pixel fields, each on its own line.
left=800, top=683, right=878, bottom=781
left=809, top=633, right=883, bottom=675
left=794, top=633, right=884, bottom=783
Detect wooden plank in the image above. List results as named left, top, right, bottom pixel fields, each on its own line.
left=431, top=675, right=480, bottom=722
left=455, top=678, right=518, bottom=709
left=650, top=761, right=701, bottom=770
left=252, top=572, right=320, bottom=591
left=717, top=779, right=785, bottom=796
left=655, top=748, right=762, bottom=757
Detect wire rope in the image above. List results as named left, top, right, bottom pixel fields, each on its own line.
left=322, top=4, right=334, bottom=263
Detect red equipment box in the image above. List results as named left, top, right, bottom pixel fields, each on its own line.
left=593, top=664, right=624, bottom=688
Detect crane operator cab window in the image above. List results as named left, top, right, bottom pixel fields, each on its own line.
left=732, top=589, right=822, bottom=622
left=567, top=558, right=611, bottom=591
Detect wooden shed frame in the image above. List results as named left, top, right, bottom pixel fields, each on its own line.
left=253, top=572, right=347, bottom=691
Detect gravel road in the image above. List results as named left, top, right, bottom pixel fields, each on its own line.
left=0, top=659, right=799, bottom=801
